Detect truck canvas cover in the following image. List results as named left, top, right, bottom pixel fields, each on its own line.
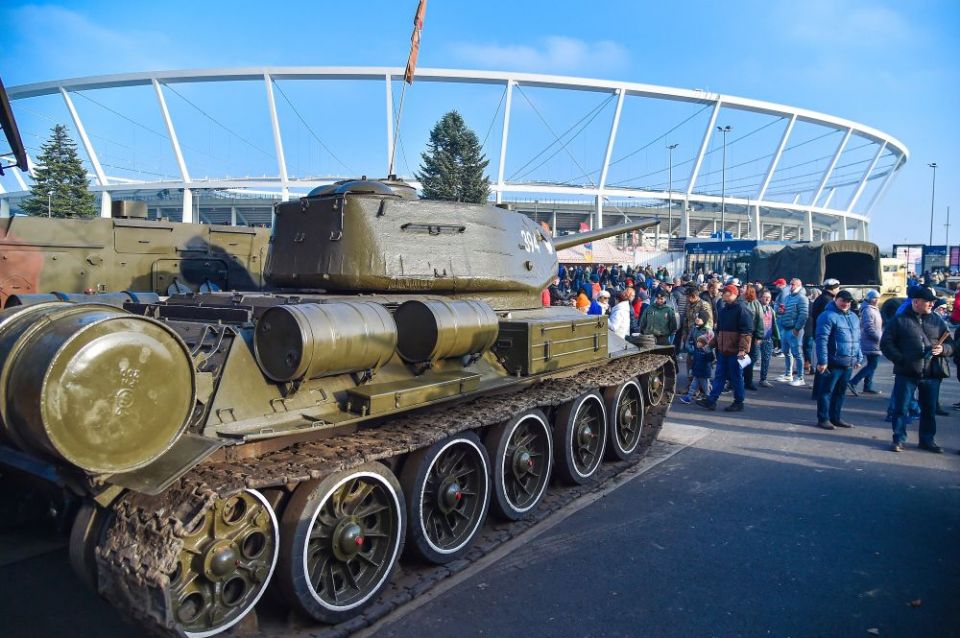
left=750, top=240, right=881, bottom=286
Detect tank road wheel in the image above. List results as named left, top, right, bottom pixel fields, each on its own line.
left=400, top=433, right=490, bottom=564
left=484, top=410, right=553, bottom=521
left=554, top=391, right=608, bottom=485
left=643, top=367, right=666, bottom=406
left=603, top=379, right=645, bottom=461
left=68, top=501, right=113, bottom=591
left=169, top=489, right=279, bottom=638
left=278, top=463, right=405, bottom=624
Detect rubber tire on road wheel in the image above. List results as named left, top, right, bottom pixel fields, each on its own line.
left=277, top=462, right=405, bottom=625
left=603, top=379, right=645, bottom=461
left=68, top=501, right=114, bottom=592
left=553, top=390, right=607, bottom=485
left=484, top=410, right=553, bottom=521
left=399, top=432, right=490, bottom=564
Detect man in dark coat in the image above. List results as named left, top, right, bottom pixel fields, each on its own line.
left=880, top=286, right=954, bottom=453
left=697, top=284, right=752, bottom=412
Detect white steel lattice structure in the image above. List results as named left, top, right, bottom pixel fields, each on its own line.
left=1, top=67, right=908, bottom=241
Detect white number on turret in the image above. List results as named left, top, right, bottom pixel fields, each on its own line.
left=520, top=229, right=554, bottom=255
left=520, top=229, right=538, bottom=253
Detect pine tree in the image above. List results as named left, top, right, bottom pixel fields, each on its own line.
left=21, top=124, right=97, bottom=218
left=417, top=111, right=490, bottom=203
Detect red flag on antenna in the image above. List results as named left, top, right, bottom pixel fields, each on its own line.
left=404, top=0, right=427, bottom=84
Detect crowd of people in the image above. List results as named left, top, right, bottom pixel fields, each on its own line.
left=544, top=263, right=960, bottom=455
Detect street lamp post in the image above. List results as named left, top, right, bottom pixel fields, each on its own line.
left=47, top=189, right=53, bottom=218
left=717, top=125, right=732, bottom=241
left=946, top=205, right=951, bottom=250
left=928, top=162, right=937, bottom=246
left=667, top=143, right=678, bottom=247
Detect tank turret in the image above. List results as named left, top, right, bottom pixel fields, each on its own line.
left=264, top=179, right=658, bottom=309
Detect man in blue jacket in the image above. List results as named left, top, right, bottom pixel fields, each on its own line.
left=814, top=290, right=862, bottom=429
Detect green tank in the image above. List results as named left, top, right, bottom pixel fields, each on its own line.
left=0, top=200, right=270, bottom=307
left=2, top=80, right=676, bottom=635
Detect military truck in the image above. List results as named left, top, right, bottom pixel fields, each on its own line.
left=749, top=239, right=882, bottom=299
left=0, top=176, right=676, bottom=636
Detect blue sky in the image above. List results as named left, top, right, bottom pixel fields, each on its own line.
left=1, top=0, right=957, bottom=250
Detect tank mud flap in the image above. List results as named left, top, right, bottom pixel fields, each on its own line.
left=107, top=434, right=224, bottom=496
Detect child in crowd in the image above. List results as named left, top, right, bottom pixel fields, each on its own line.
left=680, top=333, right=715, bottom=404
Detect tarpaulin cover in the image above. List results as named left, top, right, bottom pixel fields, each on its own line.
left=749, top=240, right=881, bottom=286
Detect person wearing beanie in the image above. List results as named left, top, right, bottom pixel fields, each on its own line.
left=697, top=284, right=752, bottom=412
left=575, top=290, right=591, bottom=314
left=596, top=289, right=612, bottom=314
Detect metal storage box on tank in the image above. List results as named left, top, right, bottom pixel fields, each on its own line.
left=495, top=308, right=608, bottom=375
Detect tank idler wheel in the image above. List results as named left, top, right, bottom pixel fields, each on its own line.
left=68, top=501, right=114, bottom=591
left=603, top=379, right=645, bottom=461
left=554, top=391, right=608, bottom=485
left=169, top=489, right=279, bottom=638
left=277, top=462, right=405, bottom=625
left=400, top=432, right=490, bottom=564
left=485, top=410, right=553, bottom=521
left=643, top=367, right=666, bottom=406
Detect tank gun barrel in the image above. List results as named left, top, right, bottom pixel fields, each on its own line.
left=552, top=218, right=661, bottom=251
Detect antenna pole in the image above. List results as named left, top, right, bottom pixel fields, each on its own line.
left=388, top=81, right=408, bottom=177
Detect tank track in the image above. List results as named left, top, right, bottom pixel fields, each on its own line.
left=96, top=352, right=674, bottom=636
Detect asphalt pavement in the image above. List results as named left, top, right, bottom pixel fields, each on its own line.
left=374, top=359, right=960, bottom=638
left=0, top=359, right=957, bottom=638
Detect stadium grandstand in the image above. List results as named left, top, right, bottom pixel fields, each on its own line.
left=0, top=67, right=907, bottom=248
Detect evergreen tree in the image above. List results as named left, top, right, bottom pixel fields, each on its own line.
left=21, top=124, right=97, bottom=218
left=417, top=111, right=490, bottom=203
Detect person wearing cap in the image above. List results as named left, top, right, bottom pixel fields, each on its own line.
left=770, top=278, right=787, bottom=303
left=777, top=278, right=810, bottom=386
left=697, top=284, right=752, bottom=412
left=848, top=289, right=883, bottom=395
left=880, top=286, right=954, bottom=453
left=639, top=289, right=679, bottom=346
left=814, top=290, right=863, bottom=429
left=808, top=279, right=841, bottom=396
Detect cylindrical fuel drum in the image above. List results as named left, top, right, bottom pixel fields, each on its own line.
left=0, top=303, right=196, bottom=474
left=394, top=299, right=499, bottom=363
left=253, top=301, right=397, bottom=382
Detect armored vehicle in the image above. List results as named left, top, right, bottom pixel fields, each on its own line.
left=0, top=178, right=675, bottom=635
left=1, top=84, right=675, bottom=635
left=0, top=200, right=271, bottom=308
